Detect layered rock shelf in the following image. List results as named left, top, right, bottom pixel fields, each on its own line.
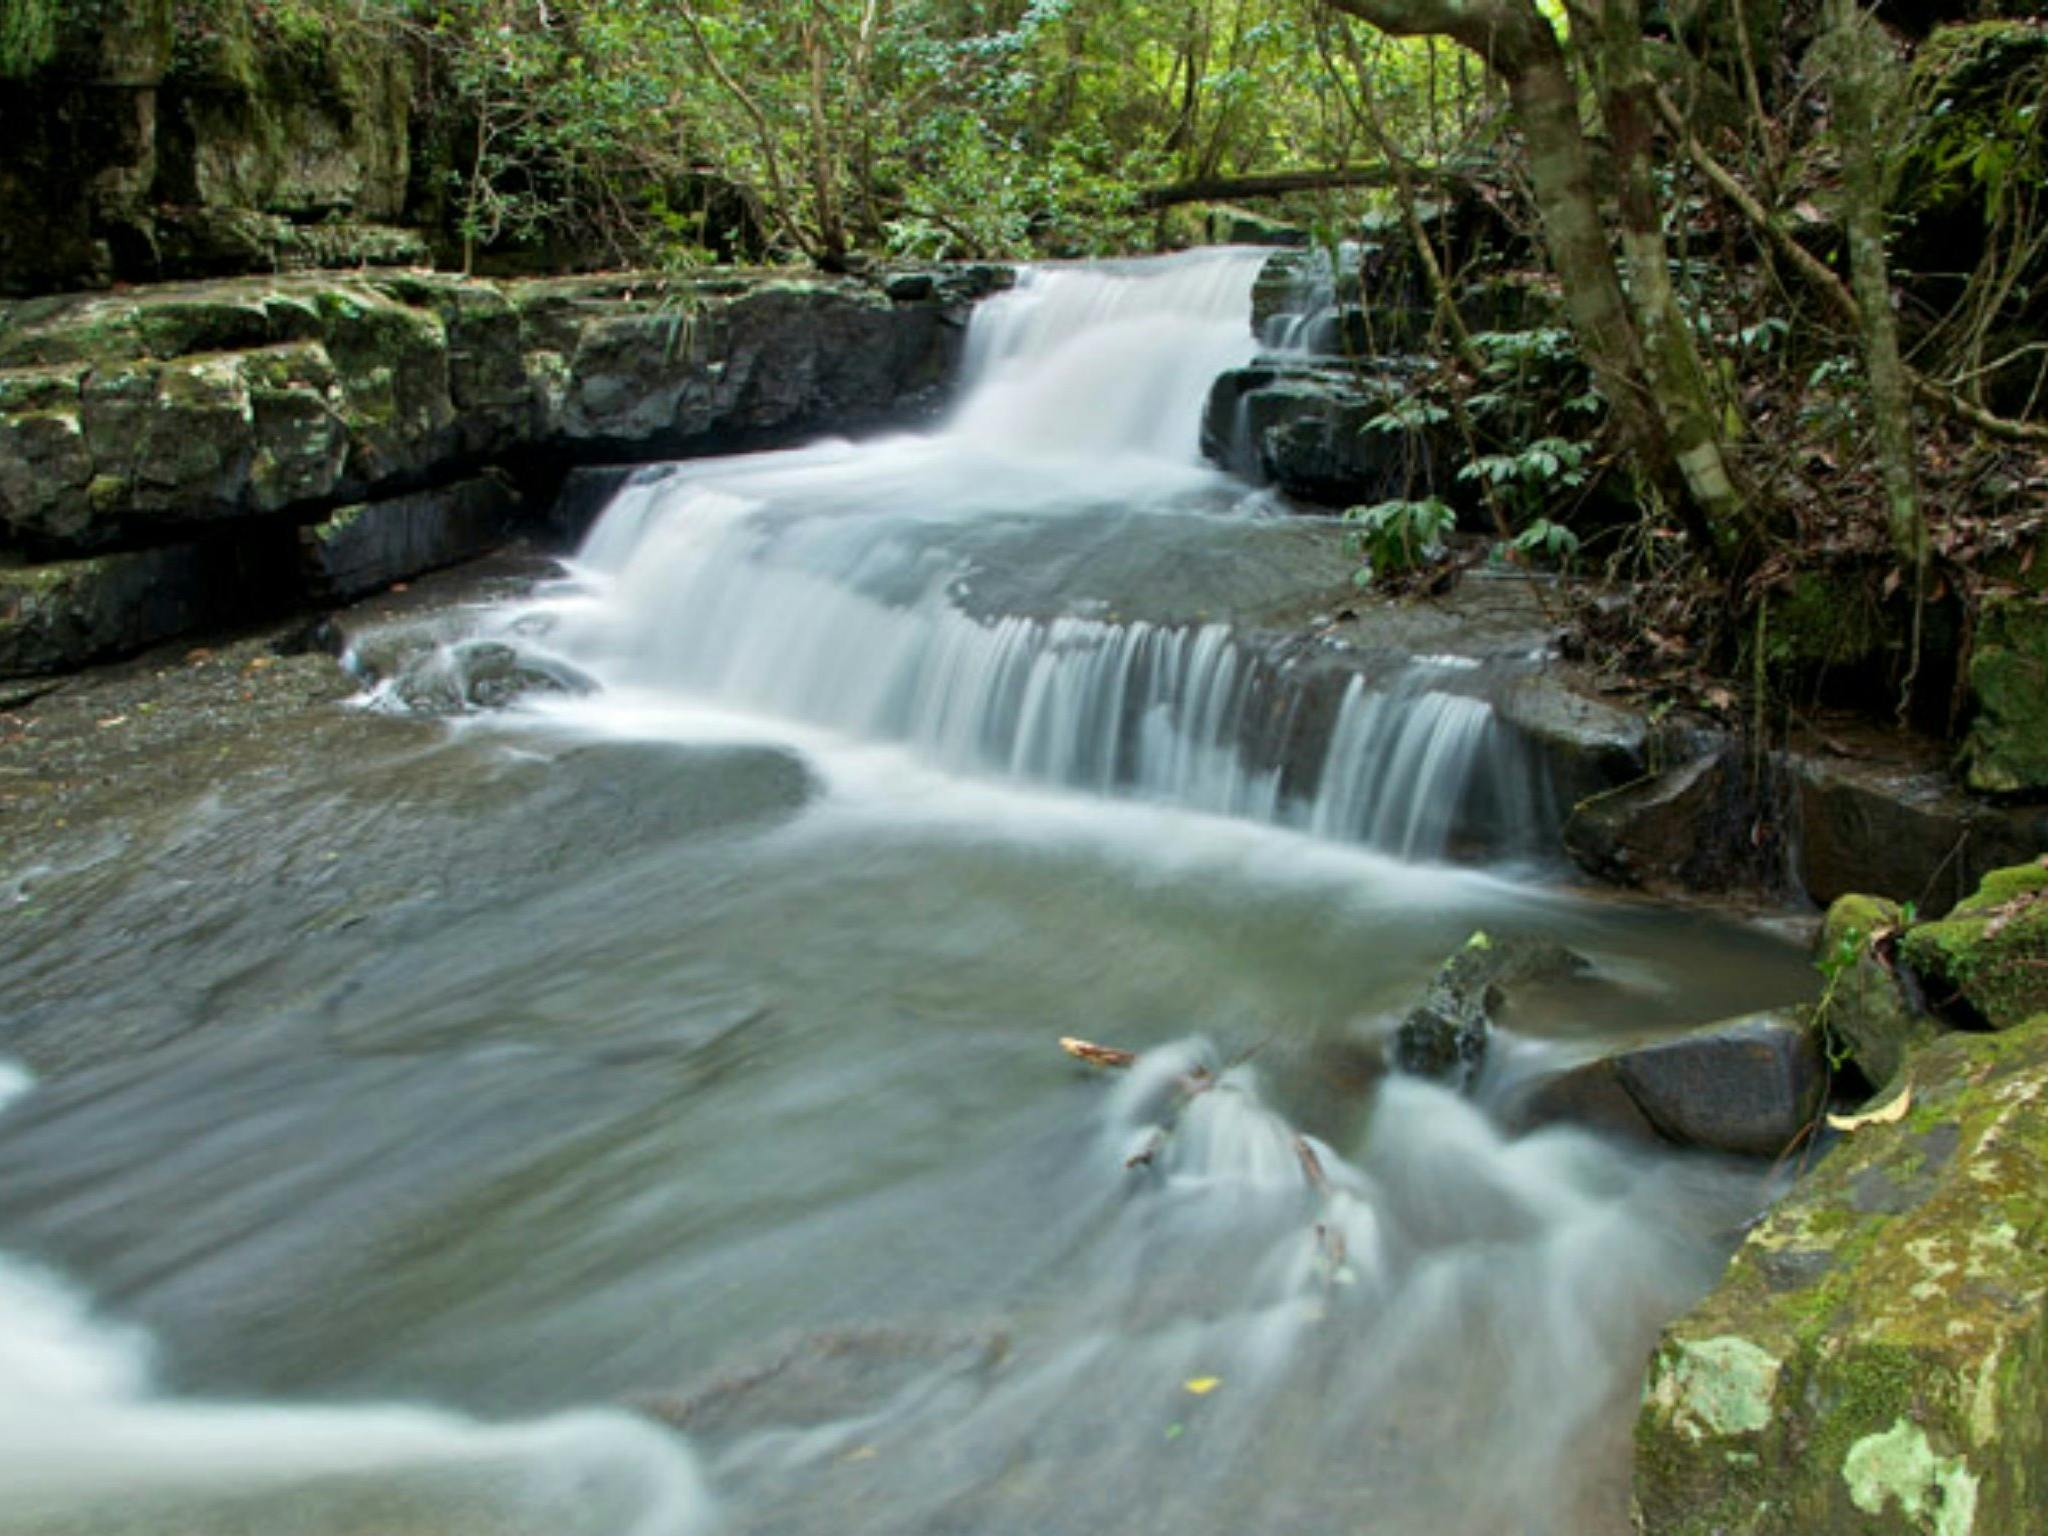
left=0, top=264, right=1009, bottom=674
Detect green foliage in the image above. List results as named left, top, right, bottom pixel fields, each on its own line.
left=0, top=0, right=63, bottom=78
left=1459, top=435, right=1589, bottom=501
left=1503, top=517, right=1580, bottom=570
left=1364, top=396, right=1451, bottom=434
left=1344, top=497, right=1455, bottom=583
left=377, top=0, right=1408, bottom=266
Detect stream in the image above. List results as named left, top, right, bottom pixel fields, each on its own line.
left=0, top=249, right=1814, bottom=1536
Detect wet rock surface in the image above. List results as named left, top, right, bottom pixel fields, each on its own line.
left=1515, top=1009, right=1826, bottom=1159
left=1201, top=360, right=1457, bottom=509
left=1394, top=931, right=1589, bottom=1088
left=1634, top=1011, right=2048, bottom=1536
left=0, top=265, right=1011, bottom=673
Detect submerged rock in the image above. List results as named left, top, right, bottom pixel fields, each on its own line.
left=1393, top=931, right=1587, bottom=1087
left=1899, top=859, right=2048, bottom=1030
left=1635, top=1012, right=2048, bottom=1535
left=1515, top=1009, right=1825, bottom=1159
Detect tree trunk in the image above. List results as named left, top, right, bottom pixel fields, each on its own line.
left=1589, top=0, right=1761, bottom=558
left=1320, top=0, right=1741, bottom=567
left=1824, top=0, right=1926, bottom=578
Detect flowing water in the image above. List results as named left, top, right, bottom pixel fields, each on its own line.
left=0, top=250, right=1812, bottom=1536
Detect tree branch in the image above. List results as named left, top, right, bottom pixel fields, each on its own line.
left=1132, top=163, right=1468, bottom=209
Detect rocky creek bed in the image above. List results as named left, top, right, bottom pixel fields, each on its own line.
left=3, top=249, right=2047, bottom=1534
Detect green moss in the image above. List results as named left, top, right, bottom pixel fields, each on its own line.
left=1765, top=570, right=1887, bottom=678
left=1902, top=862, right=2048, bottom=1029
left=1638, top=1015, right=2048, bottom=1532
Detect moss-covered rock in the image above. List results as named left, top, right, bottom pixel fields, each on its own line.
left=0, top=542, right=233, bottom=676
left=1962, top=595, right=2048, bottom=795
left=1900, top=860, right=2048, bottom=1029
left=1816, top=894, right=1941, bottom=1089
left=1635, top=1013, right=2048, bottom=1535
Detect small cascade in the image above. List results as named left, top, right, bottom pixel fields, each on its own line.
left=473, top=246, right=1555, bottom=863
left=1308, top=673, right=1555, bottom=859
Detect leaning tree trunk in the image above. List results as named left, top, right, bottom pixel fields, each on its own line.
left=1589, top=0, right=1763, bottom=561
left=1822, top=0, right=1929, bottom=707
left=1319, top=0, right=1743, bottom=566
left=1822, top=0, right=1926, bottom=578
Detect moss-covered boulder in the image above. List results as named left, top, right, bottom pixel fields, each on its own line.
left=1635, top=1013, right=2048, bottom=1535
left=1900, top=860, right=2048, bottom=1029
left=1816, top=894, right=1940, bottom=1089
left=1962, top=595, right=2048, bottom=795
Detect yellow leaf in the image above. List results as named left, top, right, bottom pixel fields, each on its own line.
left=1183, top=1377, right=1221, bottom=1396
left=1827, top=1086, right=1912, bottom=1132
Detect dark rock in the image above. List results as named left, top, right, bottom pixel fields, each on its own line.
left=0, top=542, right=250, bottom=676
left=1563, top=750, right=1731, bottom=889
left=1789, top=744, right=2048, bottom=912
left=1394, top=931, right=1589, bottom=1088
left=1516, top=1009, right=1824, bottom=1158
left=299, top=478, right=523, bottom=602
left=1635, top=1012, right=2048, bottom=1536
left=387, top=638, right=596, bottom=715
left=1962, top=593, right=2048, bottom=795
left=1202, top=360, right=1456, bottom=507
left=547, top=464, right=654, bottom=546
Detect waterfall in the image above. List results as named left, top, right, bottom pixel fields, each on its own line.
left=490, top=248, right=1551, bottom=862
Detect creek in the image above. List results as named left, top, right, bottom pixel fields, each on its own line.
left=0, top=250, right=1813, bottom=1536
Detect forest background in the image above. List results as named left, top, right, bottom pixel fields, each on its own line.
left=4, top=0, right=2047, bottom=782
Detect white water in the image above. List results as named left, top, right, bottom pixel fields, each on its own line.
left=0, top=252, right=1778, bottom=1536
left=699, top=1037, right=1753, bottom=1536
left=471, top=248, right=1551, bottom=860
left=0, top=1061, right=715, bottom=1536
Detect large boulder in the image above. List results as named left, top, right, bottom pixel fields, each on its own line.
left=1635, top=1013, right=2048, bottom=1536
left=1900, top=859, right=2048, bottom=1030
left=1515, top=1009, right=1825, bottom=1158
left=1789, top=745, right=2048, bottom=913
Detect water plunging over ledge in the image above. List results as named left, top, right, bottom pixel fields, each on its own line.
left=0, top=251, right=1815, bottom=1536
left=484, top=248, right=1556, bottom=861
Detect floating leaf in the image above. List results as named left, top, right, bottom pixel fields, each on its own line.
left=1183, top=1377, right=1221, bottom=1396
left=1060, top=1037, right=1136, bottom=1069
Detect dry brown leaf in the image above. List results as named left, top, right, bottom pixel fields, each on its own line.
left=1827, top=1086, right=1912, bottom=1132
left=1294, top=1136, right=1328, bottom=1193
left=1060, top=1036, right=1136, bottom=1069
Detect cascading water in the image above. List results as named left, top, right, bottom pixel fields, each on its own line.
left=486, top=248, right=1554, bottom=861
left=0, top=250, right=1813, bottom=1536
